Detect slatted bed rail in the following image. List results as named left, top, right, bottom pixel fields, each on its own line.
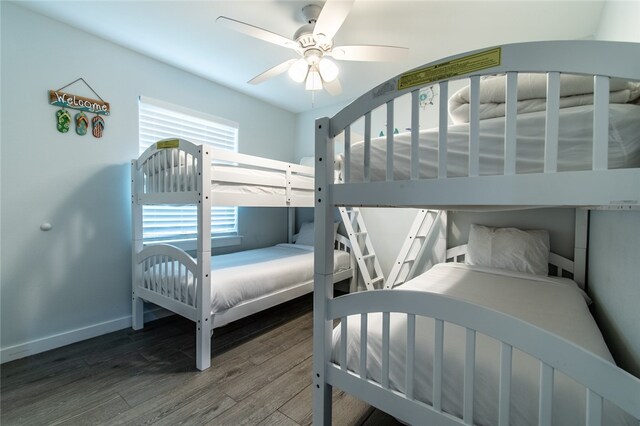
left=132, top=138, right=315, bottom=207
left=133, top=244, right=201, bottom=322
left=321, top=41, right=640, bottom=208
left=327, top=290, right=640, bottom=426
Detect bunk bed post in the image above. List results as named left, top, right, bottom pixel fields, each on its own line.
left=574, top=209, right=588, bottom=289
left=131, top=160, right=145, bottom=330
left=288, top=207, right=295, bottom=243
left=196, top=147, right=213, bottom=371
left=313, top=117, right=335, bottom=425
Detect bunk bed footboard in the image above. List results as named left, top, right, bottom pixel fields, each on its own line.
left=321, top=291, right=640, bottom=426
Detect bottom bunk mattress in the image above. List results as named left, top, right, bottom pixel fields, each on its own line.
left=142, top=244, right=350, bottom=314
left=331, top=263, right=634, bottom=425
left=210, top=243, right=349, bottom=313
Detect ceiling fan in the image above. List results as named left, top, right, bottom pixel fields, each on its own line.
left=216, top=0, right=409, bottom=95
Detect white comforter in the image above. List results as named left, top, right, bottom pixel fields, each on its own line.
left=448, top=73, right=640, bottom=124
left=210, top=243, right=349, bottom=312
left=338, top=104, right=640, bottom=181
left=331, top=263, right=635, bottom=425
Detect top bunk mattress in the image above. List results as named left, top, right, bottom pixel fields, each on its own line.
left=338, top=103, right=640, bottom=182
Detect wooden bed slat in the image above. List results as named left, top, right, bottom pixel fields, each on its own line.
left=499, top=342, right=512, bottom=426
left=468, top=76, right=480, bottom=178
left=438, top=81, right=448, bottom=179
left=433, top=318, right=444, bottom=411
left=504, top=72, right=518, bottom=175
left=463, top=328, right=476, bottom=424
left=544, top=72, right=560, bottom=173
left=586, top=389, right=603, bottom=426
left=382, top=312, right=390, bottom=388
left=411, top=90, right=420, bottom=180
left=340, top=317, right=348, bottom=371
left=406, top=313, right=416, bottom=399
left=387, top=101, right=394, bottom=181
left=344, top=125, right=351, bottom=183
left=360, top=313, right=368, bottom=379
left=364, top=112, right=371, bottom=183
left=592, top=75, right=610, bottom=171
left=539, top=362, right=554, bottom=426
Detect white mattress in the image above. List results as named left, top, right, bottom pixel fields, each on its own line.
left=210, top=243, right=349, bottom=313
left=331, top=263, right=635, bottom=425
left=211, top=166, right=314, bottom=198
left=338, top=104, right=640, bottom=181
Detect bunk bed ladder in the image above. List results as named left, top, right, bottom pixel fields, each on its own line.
left=385, top=209, right=442, bottom=289
left=339, top=207, right=385, bottom=290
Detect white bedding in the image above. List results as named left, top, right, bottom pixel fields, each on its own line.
left=331, top=263, right=635, bottom=425
left=448, top=73, right=640, bottom=124
left=210, top=243, right=349, bottom=313
left=144, top=244, right=350, bottom=314
left=338, top=104, right=640, bottom=181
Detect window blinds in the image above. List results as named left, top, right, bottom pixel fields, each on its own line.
left=139, top=96, right=239, bottom=242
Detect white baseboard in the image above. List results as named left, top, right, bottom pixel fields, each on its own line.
left=0, top=307, right=173, bottom=364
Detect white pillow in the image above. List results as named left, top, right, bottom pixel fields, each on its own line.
left=294, top=222, right=339, bottom=246
left=466, top=224, right=550, bottom=276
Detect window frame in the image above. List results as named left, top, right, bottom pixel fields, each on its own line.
left=138, top=96, right=240, bottom=247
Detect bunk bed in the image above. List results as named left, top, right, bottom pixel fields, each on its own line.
left=131, top=138, right=354, bottom=370
left=313, top=41, right=640, bottom=425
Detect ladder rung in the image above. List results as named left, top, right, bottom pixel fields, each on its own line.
left=353, top=232, right=368, bottom=236
left=361, top=254, right=376, bottom=260
left=371, top=276, right=384, bottom=284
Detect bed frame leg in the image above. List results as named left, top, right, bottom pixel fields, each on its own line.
left=196, top=320, right=212, bottom=371
left=132, top=293, right=144, bottom=330
left=313, top=381, right=332, bottom=425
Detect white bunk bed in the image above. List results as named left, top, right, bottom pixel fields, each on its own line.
left=131, top=138, right=354, bottom=370
left=313, top=41, right=640, bottom=425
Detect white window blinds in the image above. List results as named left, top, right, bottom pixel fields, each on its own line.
left=139, top=96, right=239, bottom=242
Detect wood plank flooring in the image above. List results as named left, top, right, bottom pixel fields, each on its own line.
left=0, top=294, right=403, bottom=426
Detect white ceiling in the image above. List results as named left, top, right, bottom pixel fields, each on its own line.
left=17, top=0, right=606, bottom=114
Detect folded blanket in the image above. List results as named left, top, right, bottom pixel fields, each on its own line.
left=449, top=73, right=640, bottom=124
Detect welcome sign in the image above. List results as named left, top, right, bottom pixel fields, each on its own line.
left=49, top=90, right=110, bottom=115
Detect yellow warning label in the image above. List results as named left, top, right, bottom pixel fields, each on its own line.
left=398, top=47, right=501, bottom=91
left=156, top=139, right=180, bottom=149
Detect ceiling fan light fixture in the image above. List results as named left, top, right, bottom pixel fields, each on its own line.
left=288, top=58, right=309, bottom=83
left=305, top=67, right=323, bottom=91
left=318, top=57, right=339, bottom=82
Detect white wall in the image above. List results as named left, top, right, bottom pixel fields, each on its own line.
left=0, top=3, right=297, bottom=361
left=595, top=0, right=640, bottom=42
left=588, top=1, right=640, bottom=377
left=588, top=211, right=640, bottom=378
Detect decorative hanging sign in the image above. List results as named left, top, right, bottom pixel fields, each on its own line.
left=49, top=78, right=110, bottom=138
left=49, top=90, right=110, bottom=115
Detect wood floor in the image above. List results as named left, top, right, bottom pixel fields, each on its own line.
left=1, top=294, right=403, bottom=425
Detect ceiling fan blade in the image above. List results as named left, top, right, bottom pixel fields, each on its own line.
left=248, top=59, right=298, bottom=85
left=324, top=77, right=342, bottom=96
left=330, top=45, right=409, bottom=62
left=217, top=16, right=297, bottom=50
left=313, top=0, right=355, bottom=41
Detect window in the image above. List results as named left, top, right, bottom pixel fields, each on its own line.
left=138, top=96, right=239, bottom=244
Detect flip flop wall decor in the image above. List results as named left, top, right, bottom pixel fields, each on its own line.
left=56, top=109, right=71, bottom=133
left=75, top=112, right=89, bottom=136
left=92, top=115, right=104, bottom=138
